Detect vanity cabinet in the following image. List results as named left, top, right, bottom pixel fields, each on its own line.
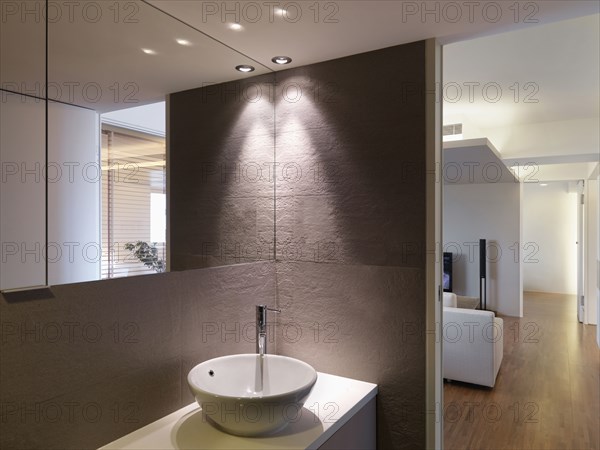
left=100, top=372, right=377, bottom=450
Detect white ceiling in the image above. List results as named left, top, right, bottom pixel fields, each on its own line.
left=444, top=14, right=600, bottom=129
left=46, top=3, right=270, bottom=111
left=443, top=13, right=599, bottom=179
left=2, top=0, right=598, bottom=114
left=150, top=0, right=599, bottom=70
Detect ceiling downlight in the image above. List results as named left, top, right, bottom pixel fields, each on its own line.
left=236, top=65, right=255, bottom=73
left=272, top=56, right=292, bottom=65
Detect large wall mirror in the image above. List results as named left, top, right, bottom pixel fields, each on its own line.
left=0, top=0, right=275, bottom=291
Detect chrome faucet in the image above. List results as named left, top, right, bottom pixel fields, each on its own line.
left=256, top=305, right=280, bottom=356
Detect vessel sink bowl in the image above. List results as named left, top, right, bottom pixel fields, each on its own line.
left=187, top=354, right=318, bottom=437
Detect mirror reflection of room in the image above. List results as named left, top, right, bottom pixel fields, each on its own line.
left=101, top=103, right=166, bottom=279
left=0, top=0, right=269, bottom=291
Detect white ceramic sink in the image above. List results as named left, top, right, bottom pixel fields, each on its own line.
left=187, top=354, right=318, bottom=437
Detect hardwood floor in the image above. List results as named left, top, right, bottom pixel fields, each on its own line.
left=444, top=292, right=599, bottom=450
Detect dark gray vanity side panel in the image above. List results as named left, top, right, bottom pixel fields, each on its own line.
left=319, top=397, right=376, bottom=450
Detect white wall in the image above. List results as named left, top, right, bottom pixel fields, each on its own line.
left=0, top=94, right=46, bottom=290
left=444, top=182, right=522, bottom=317
left=48, top=102, right=101, bottom=285
left=522, top=182, right=578, bottom=295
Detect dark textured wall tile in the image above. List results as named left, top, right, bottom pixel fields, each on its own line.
left=180, top=262, right=277, bottom=354
left=275, top=261, right=426, bottom=449
left=273, top=42, right=428, bottom=448
left=0, top=262, right=277, bottom=450
left=276, top=192, right=425, bottom=266
left=275, top=43, right=427, bottom=269
left=171, top=195, right=275, bottom=270
left=179, top=262, right=277, bottom=403
left=170, top=74, right=276, bottom=272
left=3, top=41, right=430, bottom=450
left=171, top=41, right=429, bottom=449
left=170, top=75, right=275, bottom=145
left=170, top=133, right=274, bottom=199
left=1, top=359, right=181, bottom=450
left=0, top=273, right=181, bottom=407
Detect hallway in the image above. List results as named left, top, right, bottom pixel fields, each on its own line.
left=444, top=292, right=599, bottom=450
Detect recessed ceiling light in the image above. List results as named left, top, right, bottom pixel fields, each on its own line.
left=236, top=65, right=255, bottom=73
left=142, top=48, right=157, bottom=55
left=272, top=56, right=292, bottom=65
left=229, top=23, right=243, bottom=30
left=540, top=183, right=548, bottom=187
left=176, top=39, right=191, bottom=46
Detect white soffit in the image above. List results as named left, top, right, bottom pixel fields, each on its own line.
left=443, top=138, right=518, bottom=184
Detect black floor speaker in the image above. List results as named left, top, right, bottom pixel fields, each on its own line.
left=480, top=239, right=487, bottom=310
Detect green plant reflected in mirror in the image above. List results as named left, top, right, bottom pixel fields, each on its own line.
left=124, top=241, right=166, bottom=274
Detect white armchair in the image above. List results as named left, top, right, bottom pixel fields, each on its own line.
left=443, top=306, right=503, bottom=388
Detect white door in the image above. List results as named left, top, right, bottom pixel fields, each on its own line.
left=577, top=180, right=585, bottom=323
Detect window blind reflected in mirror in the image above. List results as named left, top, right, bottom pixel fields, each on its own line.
left=101, top=126, right=166, bottom=279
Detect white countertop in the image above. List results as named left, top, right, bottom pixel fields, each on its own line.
left=99, top=372, right=377, bottom=450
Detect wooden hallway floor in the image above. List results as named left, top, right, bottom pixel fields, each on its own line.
left=444, top=292, right=599, bottom=450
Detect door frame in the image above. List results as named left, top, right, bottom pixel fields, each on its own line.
left=425, top=38, right=443, bottom=450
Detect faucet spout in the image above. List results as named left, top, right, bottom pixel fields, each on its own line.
left=256, top=305, right=281, bottom=355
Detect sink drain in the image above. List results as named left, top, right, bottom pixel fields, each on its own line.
left=208, top=370, right=215, bottom=377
